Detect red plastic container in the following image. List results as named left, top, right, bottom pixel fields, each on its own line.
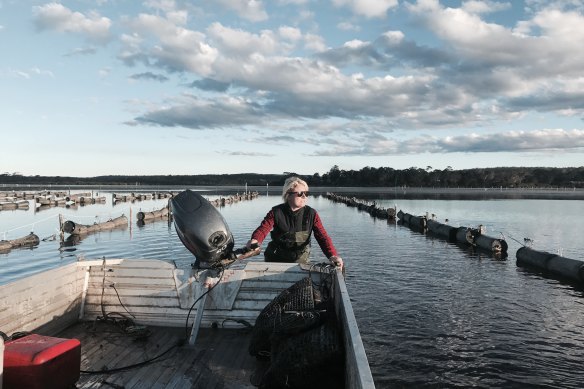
left=3, top=334, right=81, bottom=389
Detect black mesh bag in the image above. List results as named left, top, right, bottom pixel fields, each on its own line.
left=258, top=320, right=344, bottom=389
left=249, top=277, right=316, bottom=357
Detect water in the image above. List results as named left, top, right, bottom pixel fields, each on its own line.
left=1, top=190, right=584, bottom=388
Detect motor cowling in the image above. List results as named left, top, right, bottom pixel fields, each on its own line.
left=171, top=190, right=235, bottom=265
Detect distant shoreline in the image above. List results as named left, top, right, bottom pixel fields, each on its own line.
left=1, top=184, right=583, bottom=200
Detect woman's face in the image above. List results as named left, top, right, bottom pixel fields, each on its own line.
left=287, top=183, right=308, bottom=210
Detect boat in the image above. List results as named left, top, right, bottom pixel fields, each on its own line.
left=0, top=258, right=374, bottom=388
left=0, top=190, right=375, bottom=389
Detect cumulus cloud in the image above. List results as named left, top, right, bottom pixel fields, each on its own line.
left=216, top=0, right=268, bottom=22
left=207, top=23, right=280, bottom=57
left=189, top=78, right=231, bottom=92
left=129, top=72, right=169, bottom=82
left=30, top=0, right=581, bottom=161
left=120, top=1, right=583, bottom=141
left=223, top=150, right=275, bottom=156
left=332, top=0, right=398, bottom=18
left=33, top=3, right=112, bottom=44
left=525, top=0, right=584, bottom=13
left=278, top=26, right=302, bottom=42
left=1, top=67, right=54, bottom=79
left=461, top=0, right=511, bottom=14
left=397, top=1, right=584, bottom=117
left=439, top=129, right=584, bottom=152
left=63, top=47, right=97, bottom=56
left=313, top=128, right=584, bottom=156
left=277, top=0, right=309, bottom=4
left=337, top=21, right=360, bottom=31
left=119, top=13, right=218, bottom=75
left=130, top=94, right=266, bottom=129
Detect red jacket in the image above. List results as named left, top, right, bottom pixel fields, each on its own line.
left=251, top=206, right=338, bottom=258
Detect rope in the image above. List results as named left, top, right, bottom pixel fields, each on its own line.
left=503, top=232, right=528, bottom=247
left=0, top=213, right=60, bottom=237
left=0, top=206, right=130, bottom=238
left=80, top=339, right=182, bottom=375
left=60, top=207, right=130, bottom=221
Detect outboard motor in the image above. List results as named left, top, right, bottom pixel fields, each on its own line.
left=171, top=190, right=235, bottom=267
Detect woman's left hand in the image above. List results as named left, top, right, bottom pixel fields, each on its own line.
left=329, top=255, right=344, bottom=269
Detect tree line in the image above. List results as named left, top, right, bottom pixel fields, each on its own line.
left=1, top=166, right=583, bottom=188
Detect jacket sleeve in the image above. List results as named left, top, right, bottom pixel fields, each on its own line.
left=312, top=211, right=338, bottom=258
left=251, top=209, right=275, bottom=244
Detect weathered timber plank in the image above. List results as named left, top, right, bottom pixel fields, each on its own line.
left=242, top=271, right=306, bottom=282
left=84, top=294, right=180, bottom=308
left=0, top=295, right=82, bottom=335
left=88, top=275, right=174, bottom=285
left=0, top=261, right=78, bottom=290
left=122, top=331, right=180, bottom=389
left=90, top=267, right=176, bottom=279
left=164, top=348, right=207, bottom=389
left=86, top=286, right=177, bottom=300
left=235, top=290, right=281, bottom=301
left=0, top=264, right=81, bottom=305
left=83, top=259, right=174, bottom=269
left=60, top=322, right=259, bottom=389
left=243, top=261, right=300, bottom=271
left=240, top=279, right=304, bottom=289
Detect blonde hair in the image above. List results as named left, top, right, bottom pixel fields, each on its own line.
left=282, top=177, right=308, bottom=201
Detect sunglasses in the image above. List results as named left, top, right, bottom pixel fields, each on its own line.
left=289, top=191, right=309, bottom=197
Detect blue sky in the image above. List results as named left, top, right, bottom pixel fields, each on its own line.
left=1, top=0, right=583, bottom=177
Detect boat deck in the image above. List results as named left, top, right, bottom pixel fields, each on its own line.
left=59, top=320, right=263, bottom=389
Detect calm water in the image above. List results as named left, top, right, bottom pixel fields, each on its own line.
left=1, top=190, right=584, bottom=388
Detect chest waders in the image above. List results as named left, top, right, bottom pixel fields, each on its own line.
left=265, top=206, right=313, bottom=264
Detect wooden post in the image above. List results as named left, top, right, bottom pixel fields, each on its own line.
left=58, top=214, right=64, bottom=242
left=129, top=207, right=133, bottom=239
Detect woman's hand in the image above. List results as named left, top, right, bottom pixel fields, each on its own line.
left=246, top=239, right=258, bottom=250
left=329, top=255, right=344, bottom=269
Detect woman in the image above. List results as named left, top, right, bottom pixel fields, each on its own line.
left=246, top=177, right=344, bottom=268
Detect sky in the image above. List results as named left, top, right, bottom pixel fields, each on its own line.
left=1, top=0, right=583, bottom=177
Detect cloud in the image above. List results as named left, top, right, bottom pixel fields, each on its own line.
left=216, top=0, right=268, bottom=22
left=318, top=30, right=456, bottom=71
left=439, top=129, right=584, bottom=153
left=119, top=13, right=218, bottom=75
left=1, top=67, right=54, bottom=79
left=461, top=1, right=512, bottom=14
left=73, top=1, right=580, bottom=156
left=223, top=150, right=275, bottom=157
left=207, top=22, right=280, bottom=57
left=332, top=0, right=398, bottom=18
left=277, top=0, right=308, bottom=4
left=189, top=78, right=231, bottom=92
left=33, top=3, right=112, bottom=44
left=525, top=0, right=584, bottom=13
left=396, top=2, right=584, bottom=118
left=337, top=21, right=360, bottom=31
left=278, top=26, right=302, bottom=42
left=303, top=33, right=327, bottom=52
left=129, top=72, right=170, bottom=82
left=63, top=47, right=97, bottom=56
left=130, top=94, right=266, bottom=129
left=313, top=128, right=584, bottom=156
